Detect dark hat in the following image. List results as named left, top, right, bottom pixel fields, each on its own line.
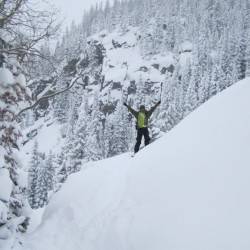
left=140, top=105, right=145, bottom=110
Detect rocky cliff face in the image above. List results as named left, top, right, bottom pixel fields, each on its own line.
left=23, top=26, right=192, bottom=161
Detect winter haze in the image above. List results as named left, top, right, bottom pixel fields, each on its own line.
left=53, top=0, right=114, bottom=26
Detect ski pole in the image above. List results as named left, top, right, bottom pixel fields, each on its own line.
left=160, top=82, right=163, bottom=101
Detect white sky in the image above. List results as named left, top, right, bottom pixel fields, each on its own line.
left=51, top=0, right=110, bottom=27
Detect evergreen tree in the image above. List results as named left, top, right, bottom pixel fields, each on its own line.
left=85, top=94, right=104, bottom=161
left=45, top=151, right=55, bottom=192
left=37, top=154, right=48, bottom=208
left=104, top=101, right=129, bottom=157
left=28, top=141, right=40, bottom=209
left=0, top=54, right=31, bottom=240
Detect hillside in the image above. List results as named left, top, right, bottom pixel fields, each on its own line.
left=20, top=78, right=250, bottom=250
left=1, top=1, right=249, bottom=249
left=19, top=26, right=175, bottom=165
left=23, top=0, right=249, bottom=172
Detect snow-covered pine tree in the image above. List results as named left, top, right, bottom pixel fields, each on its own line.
left=45, top=151, right=55, bottom=192
left=0, top=54, right=31, bottom=245
left=36, top=154, right=48, bottom=208
left=245, top=0, right=250, bottom=77
left=104, top=101, right=129, bottom=157
left=30, top=151, right=55, bottom=209
left=28, top=141, right=40, bottom=209
left=0, top=0, right=58, bottom=246
left=184, top=52, right=201, bottom=115
left=66, top=118, right=87, bottom=174
left=84, top=94, right=104, bottom=161
left=55, top=151, right=68, bottom=187
left=67, top=100, right=89, bottom=172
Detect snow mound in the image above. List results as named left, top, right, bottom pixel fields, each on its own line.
left=15, top=74, right=26, bottom=88
left=0, top=168, right=12, bottom=203
left=0, top=68, right=15, bottom=87
left=22, top=78, right=250, bottom=250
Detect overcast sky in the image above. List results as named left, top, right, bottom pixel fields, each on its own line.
left=52, top=0, right=111, bottom=27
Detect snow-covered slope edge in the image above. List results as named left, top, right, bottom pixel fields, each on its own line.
left=21, top=78, right=250, bottom=250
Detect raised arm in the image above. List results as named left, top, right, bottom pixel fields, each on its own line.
left=123, top=103, right=138, bottom=117
left=148, top=101, right=161, bottom=117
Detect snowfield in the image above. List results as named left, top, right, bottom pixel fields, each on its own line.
left=20, top=78, right=250, bottom=250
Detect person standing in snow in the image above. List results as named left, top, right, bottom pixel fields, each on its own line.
left=123, top=101, right=161, bottom=153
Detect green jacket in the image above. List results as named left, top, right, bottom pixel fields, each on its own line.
left=126, top=102, right=160, bottom=128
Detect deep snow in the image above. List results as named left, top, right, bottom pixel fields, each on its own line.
left=20, top=78, right=250, bottom=250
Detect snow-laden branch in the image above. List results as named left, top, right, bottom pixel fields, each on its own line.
left=0, top=0, right=24, bottom=28
left=16, top=74, right=83, bottom=119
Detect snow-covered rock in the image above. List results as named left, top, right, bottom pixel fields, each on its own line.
left=20, top=78, right=250, bottom=250
left=91, top=28, right=176, bottom=112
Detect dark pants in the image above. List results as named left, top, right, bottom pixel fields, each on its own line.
left=134, top=127, right=150, bottom=153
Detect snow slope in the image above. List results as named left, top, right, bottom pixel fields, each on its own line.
left=19, top=120, right=64, bottom=170
left=21, top=78, right=250, bottom=250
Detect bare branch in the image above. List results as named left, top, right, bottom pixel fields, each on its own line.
left=1, top=0, right=60, bottom=51
left=16, top=74, right=84, bottom=119
left=0, top=0, right=24, bottom=28
left=0, top=47, right=58, bottom=72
